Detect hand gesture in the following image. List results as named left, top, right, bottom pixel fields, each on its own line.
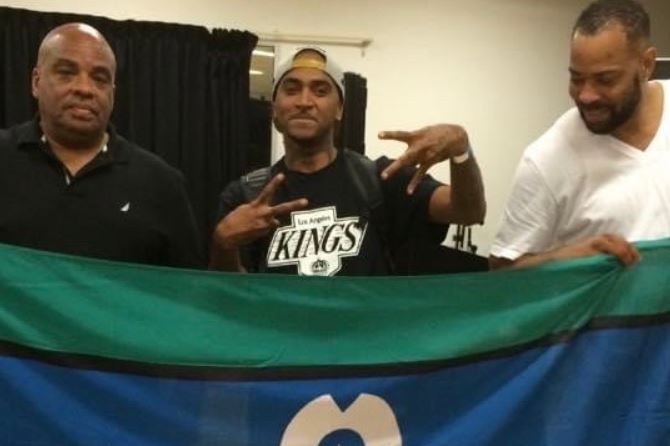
left=213, top=173, right=308, bottom=250
left=379, top=124, right=469, bottom=194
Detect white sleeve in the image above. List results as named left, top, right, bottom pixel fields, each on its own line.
left=490, top=157, right=558, bottom=260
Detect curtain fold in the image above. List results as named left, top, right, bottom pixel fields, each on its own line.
left=336, top=71, right=367, bottom=154
left=0, top=6, right=257, bottom=248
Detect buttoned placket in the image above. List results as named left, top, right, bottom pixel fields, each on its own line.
left=40, top=134, right=110, bottom=186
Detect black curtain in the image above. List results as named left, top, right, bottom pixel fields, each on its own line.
left=247, top=98, right=272, bottom=171
left=653, top=59, right=670, bottom=79
left=0, top=7, right=257, bottom=247
left=335, top=71, right=367, bottom=154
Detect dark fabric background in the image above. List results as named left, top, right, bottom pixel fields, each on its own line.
left=248, top=98, right=272, bottom=171
left=335, top=71, right=367, bottom=154
left=653, top=59, right=670, bottom=80
left=0, top=7, right=257, bottom=248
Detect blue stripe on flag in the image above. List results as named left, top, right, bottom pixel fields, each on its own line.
left=1, top=323, right=668, bottom=445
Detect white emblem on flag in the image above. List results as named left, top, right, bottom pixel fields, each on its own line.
left=280, top=393, right=402, bottom=445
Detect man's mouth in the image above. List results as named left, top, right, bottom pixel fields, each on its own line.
left=66, top=104, right=97, bottom=119
left=580, top=105, right=610, bottom=121
left=290, top=115, right=316, bottom=122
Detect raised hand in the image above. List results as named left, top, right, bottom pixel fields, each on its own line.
left=378, top=124, right=469, bottom=194
left=213, top=173, right=308, bottom=250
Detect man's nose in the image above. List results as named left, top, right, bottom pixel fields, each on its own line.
left=296, top=88, right=314, bottom=107
left=71, top=73, right=95, bottom=96
left=578, top=82, right=601, bottom=105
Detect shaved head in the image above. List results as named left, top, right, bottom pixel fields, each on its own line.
left=32, top=23, right=117, bottom=150
left=36, top=23, right=116, bottom=75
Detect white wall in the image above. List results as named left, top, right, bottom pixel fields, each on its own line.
left=5, top=0, right=670, bottom=254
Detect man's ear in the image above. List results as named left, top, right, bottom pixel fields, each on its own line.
left=31, top=67, right=40, bottom=99
left=336, top=102, right=344, bottom=121
left=641, top=46, right=657, bottom=81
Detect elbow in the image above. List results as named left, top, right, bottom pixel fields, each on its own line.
left=488, top=255, right=514, bottom=270
left=453, top=198, right=486, bottom=226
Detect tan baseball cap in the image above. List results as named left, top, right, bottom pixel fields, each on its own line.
left=272, top=46, right=345, bottom=101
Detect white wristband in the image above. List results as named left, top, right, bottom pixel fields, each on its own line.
left=452, top=148, right=471, bottom=164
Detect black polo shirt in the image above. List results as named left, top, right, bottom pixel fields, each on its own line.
left=0, top=120, right=203, bottom=268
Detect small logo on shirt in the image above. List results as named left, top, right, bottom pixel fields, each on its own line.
left=267, top=206, right=367, bottom=276
left=120, top=202, right=131, bottom=212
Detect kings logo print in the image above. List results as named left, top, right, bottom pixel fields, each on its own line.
left=266, top=207, right=367, bottom=276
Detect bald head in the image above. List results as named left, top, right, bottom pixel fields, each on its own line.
left=36, top=23, right=116, bottom=74
left=32, top=23, right=117, bottom=150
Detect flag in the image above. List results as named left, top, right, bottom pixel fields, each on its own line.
left=0, top=240, right=668, bottom=445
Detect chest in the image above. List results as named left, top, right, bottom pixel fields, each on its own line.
left=555, top=149, right=670, bottom=239
left=0, top=150, right=167, bottom=262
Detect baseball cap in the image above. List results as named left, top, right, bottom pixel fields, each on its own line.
left=272, top=46, right=345, bottom=101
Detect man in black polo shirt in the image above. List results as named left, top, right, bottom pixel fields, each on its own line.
left=0, top=23, right=203, bottom=268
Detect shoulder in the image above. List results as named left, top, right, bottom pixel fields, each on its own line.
left=658, top=79, right=670, bottom=91
left=113, top=134, right=185, bottom=182
left=526, top=108, right=583, bottom=158
left=0, top=127, right=10, bottom=146
left=217, top=161, right=280, bottom=217
left=0, top=121, right=39, bottom=157
left=0, top=120, right=35, bottom=144
left=520, top=108, right=587, bottom=178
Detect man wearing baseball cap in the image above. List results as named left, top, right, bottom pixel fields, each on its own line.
left=210, top=47, right=485, bottom=276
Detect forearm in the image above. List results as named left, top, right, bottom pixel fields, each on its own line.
left=208, top=241, right=246, bottom=272
left=489, top=252, right=555, bottom=270
left=447, top=150, right=486, bottom=224
left=489, top=233, right=640, bottom=269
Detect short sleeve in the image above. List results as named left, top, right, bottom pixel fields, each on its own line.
left=490, top=157, right=558, bottom=260
left=374, top=156, right=447, bottom=246
left=217, top=179, right=246, bottom=221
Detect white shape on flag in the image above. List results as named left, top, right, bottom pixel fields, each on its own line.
left=280, top=393, right=402, bottom=445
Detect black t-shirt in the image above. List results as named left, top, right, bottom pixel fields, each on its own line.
left=218, top=151, right=446, bottom=276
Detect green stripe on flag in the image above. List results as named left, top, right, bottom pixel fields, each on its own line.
left=0, top=239, right=669, bottom=368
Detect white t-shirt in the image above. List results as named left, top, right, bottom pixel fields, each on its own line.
left=491, top=80, right=670, bottom=261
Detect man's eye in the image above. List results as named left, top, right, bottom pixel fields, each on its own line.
left=597, top=77, right=616, bottom=86
left=93, top=74, right=111, bottom=84
left=56, top=68, right=75, bottom=76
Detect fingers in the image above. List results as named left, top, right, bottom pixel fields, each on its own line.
left=378, top=130, right=414, bottom=142
left=592, top=234, right=641, bottom=266
left=271, top=198, right=309, bottom=217
left=381, top=152, right=414, bottom=180
left=251, top=173, right=308, bottom=219
left=406, top=165, right=429, bottom=195
left=255, top=173, right=285, bottom=204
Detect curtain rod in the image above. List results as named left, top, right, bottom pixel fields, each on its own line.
left=256, top=33, right=372, bottom=49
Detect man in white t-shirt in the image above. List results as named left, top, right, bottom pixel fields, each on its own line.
left=490, top=0, right=668, bottom=269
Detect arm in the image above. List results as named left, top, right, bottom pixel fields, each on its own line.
left=427, top=150, right=485, bottom=225
left=489, top=233, right=640, bottom=269
left=164, top=172, right=206, bottom=269
left=378, top=124, right=486, bottom=225
left=209, top=174, right=308, bottom=272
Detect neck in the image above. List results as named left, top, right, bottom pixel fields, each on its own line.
left=612, top=81, right=663, bottom=150
left=283, top=135, right=338, bottom=173
left=43, top=128, right=108, bottom=176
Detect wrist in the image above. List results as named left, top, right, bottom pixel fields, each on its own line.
left=452, top=146, right=472, bottom=164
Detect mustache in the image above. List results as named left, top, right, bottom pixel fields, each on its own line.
left=64, top=102, right=98, bottom=114
left=289, top=113, right=317, bottom=120
left=577, top=101, right=610, bottom=111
